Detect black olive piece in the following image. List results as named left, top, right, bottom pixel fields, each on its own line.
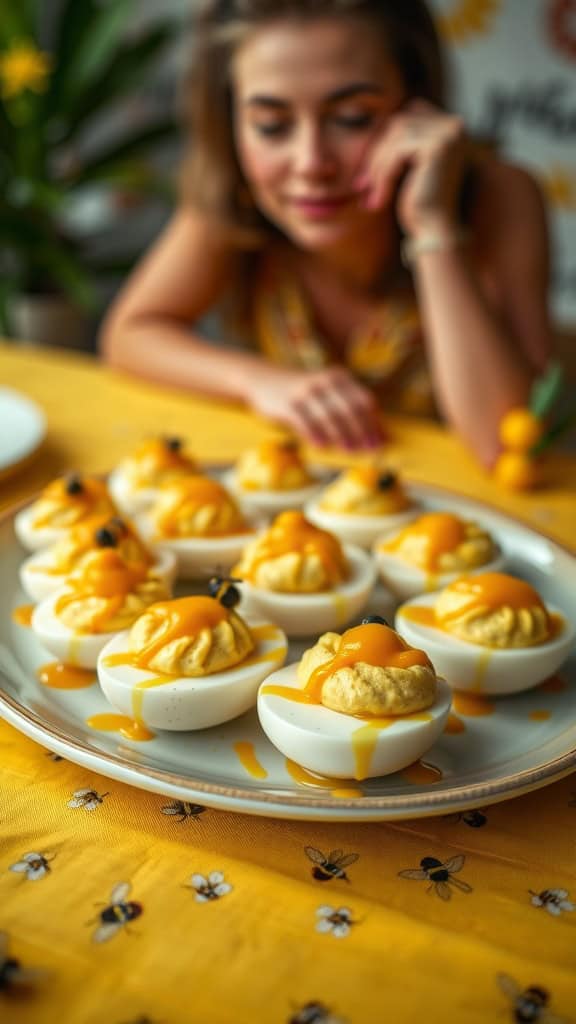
left=377, top=471, right=397, bottom=490
left=95, top=527, right=118, bottom=547
left=164, top=437, right=182, bottom=452
left=361, top=615, right=390, bottom=627
left=65, top=474, right=83, bottom=495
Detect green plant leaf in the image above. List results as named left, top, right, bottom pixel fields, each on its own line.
left=56, top=26, right=173, bottom=141
left=63, top=120, right=176, bottom=186
left=529, top=360, right=564, bottom=419
left=0, top=7, right=34, bottom=45
left=531, top=410, right=576, bottom=455
left=34, top=240, right=97, bottom=310
left=47, top=0, right=135, bottom=116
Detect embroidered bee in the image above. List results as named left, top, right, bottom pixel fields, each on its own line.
left=288, top=1001, right=349, bottom=1024
left=398, top=854, right=473, bottom=900
left=315, top=906, right=355, bottom=938
left=91, top=882, right=143, bottom=943
left=529, top=888, right=575, bottom=916
left=9, top=852, right=55, bottom=881
left=0, top=932, right=46, bottom=991
left=161, top=800, right=206, bottom=823
left=304, top=847, right=359, bottom=883
left=497, top=972, right=566, bottom=1023
left=68, top=788, right=109, bottom=811
left=185, top=871, right=232, bottom=902
left=444, top=809, right=488, bottom=828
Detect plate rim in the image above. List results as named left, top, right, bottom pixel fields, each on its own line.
left=0, top=386, right=46, bottom=477
left=1, top=480, right=576, bottom=818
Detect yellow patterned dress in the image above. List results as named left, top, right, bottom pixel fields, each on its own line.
left=249, top=255, right=436, bottom=416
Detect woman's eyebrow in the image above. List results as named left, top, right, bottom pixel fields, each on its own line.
left=245, top=83, right=384, bottom=108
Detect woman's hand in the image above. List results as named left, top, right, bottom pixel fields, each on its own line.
left=356, top=99, right=469, bottom=238
left=244, top=362, right=384, bottom=450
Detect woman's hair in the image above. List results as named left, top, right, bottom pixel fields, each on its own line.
left=181, top=0, right=447, bottom=243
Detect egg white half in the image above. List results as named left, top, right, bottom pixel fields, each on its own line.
left=237, top=544, right=378, bottom=637
left=107, top=467, right=163, bottom=517
left=374, top=543, right=507, bottom=601
left=97, top=620, right=287, bottom=730
left=257, top=663, right=451, bottom=779
left=395, top=592, right=575, bottom=695
left=31, top=589, right=132, bottom=669
left=135, top=513, right=258, bottom=580
left=19, top=547, right=177, bottom=604
left=14, top=505, right=76, bottom=553
left=305, top=497, right=418, bottom=549
left=222, top=468, right=324, bottom=518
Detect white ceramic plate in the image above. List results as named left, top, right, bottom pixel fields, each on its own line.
left=0, top=387, right=46, bottom=475
left=1, top=483, right=575, bottom=822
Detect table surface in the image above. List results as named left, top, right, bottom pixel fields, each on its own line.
left=1, top=342, right=575, bottom=1024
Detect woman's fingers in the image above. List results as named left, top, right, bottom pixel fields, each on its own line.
left=291, top=371, right=383, bottom=450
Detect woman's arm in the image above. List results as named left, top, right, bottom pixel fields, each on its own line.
left=361, top=102, right=554, bottom=466
left=100, top=207, right=383, bottom=449
left=412, top=164, right=553, bottom=466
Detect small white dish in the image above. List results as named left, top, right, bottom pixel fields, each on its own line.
left=19, top=546, right=176, bottom=604
left=0, top=388, right=46, bottom=477
left=237, top=544, right=378, bottom=637
left=98, top=620, right=287, bottom=731
left=257, top=663, right=452, bottom=779
left=305, top=498, right=417, bottom=549
left=395, top=592, right=575, bottom=695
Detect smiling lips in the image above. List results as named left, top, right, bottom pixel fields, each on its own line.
left=289, top=193, right=356, bottom=218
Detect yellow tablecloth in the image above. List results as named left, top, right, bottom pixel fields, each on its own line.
left=1, top=343, right=576, bottom=1024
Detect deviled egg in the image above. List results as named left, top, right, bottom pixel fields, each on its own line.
left=31, top=547, right=171, bottom=668
left=395, top=572, right=575, bottom=695
left=15, top=474, right=117, bottom=552
left=223, top=438, right=323, bottom=516
left=97, top=584, right=287, bottom=731
left=108, top=436, right=198, bottom=516
left=20, top=514, right=176, bottom=603
left=375, top=511, right=505, bottom=600
left=306, top=466, right=417, bottom=548
left=258, top=616, right=451, bottom=779
left=136, top=474, right=254, bottom=578
left=232, top=510, right=377, bottom=636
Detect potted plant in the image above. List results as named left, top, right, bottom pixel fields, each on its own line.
left=0, top=1, right=178, bottom=346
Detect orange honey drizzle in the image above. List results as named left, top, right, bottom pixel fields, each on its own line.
left=304, top=622, right=432, bottom=704
left=155, top=475, right=247, bottom=537
left=102, top=596, right=228, bottom=671
left=444, top=713, right=466, bottom=734
left=86, top=713, right=154, bottom=741
left=401, top=760, right=443, bottom=784
left=452, top=692, right=495, bottom=716
left=285, top=759, right=363, bottom=797
left=352, top=711, right=434, bottom=780
left=382, top=513, right=466, bottom=571
left=132, top=437, right=196, bottom=474
left=38, top=662, right=96, bottom=689
left=33, top=477, right=114, bottom=529
left=55, top=549, right=149, bottom=632
left=12, top=604, right=34, bottom=626
left=240, top=510, right=346, bottom=586
left=437, top=573, right=550, bottom=622
left=233, top=741, right=268, bottom=778
left=347, top=465, right=409, bottom=511
left=242, top=440, right=309, bottom=490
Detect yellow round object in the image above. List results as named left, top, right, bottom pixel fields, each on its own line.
left=499, top=408, right=544, bottom=452
left=493, top=452, right=540, bottom=491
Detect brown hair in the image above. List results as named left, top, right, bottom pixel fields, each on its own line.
left=181, top=0, right=447, bottom=244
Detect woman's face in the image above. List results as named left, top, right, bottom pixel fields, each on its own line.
left=231, top=17, right=405, bottom=251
